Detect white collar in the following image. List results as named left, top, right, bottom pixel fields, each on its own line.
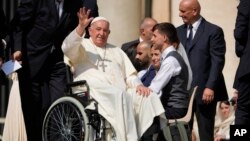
left=161, top=45, right=176, bottom=61
left=191, top=17, right=202, bottom=32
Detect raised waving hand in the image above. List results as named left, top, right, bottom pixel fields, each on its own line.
left=76, top=7, right=94, bottom=36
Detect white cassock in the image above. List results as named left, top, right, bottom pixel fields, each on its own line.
left=62, top=29, right=165, bottom=141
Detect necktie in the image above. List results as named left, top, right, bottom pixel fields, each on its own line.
left=186, top=25, right=193, bottom=50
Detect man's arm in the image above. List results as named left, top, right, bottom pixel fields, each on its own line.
left=62, top=28, right=86, bottom=65
left=11, top=0, right=38, bottom=61
left=149, top=56, right=181, bottom=94
left=206, top=27, right=226, bottom=90
left=62, top=7, right=93, bottom=64
left=202, top=26, right=226, bottom=104
left=0, top=7, right=7, bottom=67
left=234, top=0, right=250, bottom=57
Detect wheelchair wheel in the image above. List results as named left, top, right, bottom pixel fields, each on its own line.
left=42, top=96, right=90, bottom=141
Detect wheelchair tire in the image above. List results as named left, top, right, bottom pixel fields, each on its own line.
left=42, top=96, right=90, bottom=141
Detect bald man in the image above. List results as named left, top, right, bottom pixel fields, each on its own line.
left=136, top=40, right=157, bottom=87
left=176, top=0, right=228, bottom=141
left=122, top=17, right=157, bottom=71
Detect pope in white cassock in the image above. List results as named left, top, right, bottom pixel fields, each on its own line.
left=62, top=8, right=165, bottom=141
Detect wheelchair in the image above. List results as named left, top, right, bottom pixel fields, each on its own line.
left=42, top=78, right=116, bottom=141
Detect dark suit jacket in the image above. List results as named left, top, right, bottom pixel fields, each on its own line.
left=0, top=6, right=8, bottom=57
left=11, top=0, right=83, bottom=78
left=84, top=0, right=99, bottom=18
left=121, top=39, right=141, bottom=71
left=83, top=0, right=99, bottom=38
left=177, top=18, right=228, bottom=104
left=140, top=65, right=156, bottom=87
left=0, top=7, right=8, bottom=84
left=234, top=0, right=250, bottom=83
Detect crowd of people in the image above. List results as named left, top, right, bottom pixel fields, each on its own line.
left=0, top=0, right=249, bottom=141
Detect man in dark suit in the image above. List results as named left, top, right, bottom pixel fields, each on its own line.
left=0, top=6, right=8, bottom=83
left=121, top=17, right=157, bottom=71
left=11, top=0, right=98, bottom=140
left=234, top=0, right=250, bottom=125
left=0, top=6, right=7, bottom=65
left=176, top=0, right=228, bottom=141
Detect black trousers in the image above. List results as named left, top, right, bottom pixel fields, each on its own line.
left=141, top=107, right=188, bottom=141
left=189, top=99, right=217, bottom=141
left=165, top=107, right=187, bottom=119
left=18, top=59, right=67, bottom=141
left=235, top=74, right=250, bottom=125
left=140, top=117, right=160, bottom=141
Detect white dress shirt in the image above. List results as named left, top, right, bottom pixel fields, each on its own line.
left=55, top=0, right=64, bottom=19
left=187, top=17, right=202, bottom=39
left=149, top=46, right=181, bottom=94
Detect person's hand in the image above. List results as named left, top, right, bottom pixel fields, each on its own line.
left=232, top=89, right=238, bottom=102
left=12, top=51, right=22, bottom=64
left=214, top=134, right=226, bottom=141
left=202, top=88, right=214, bottom=104
left=136, top=84, right=151, bottom=97
left=76, top=7, right=94, bottom=36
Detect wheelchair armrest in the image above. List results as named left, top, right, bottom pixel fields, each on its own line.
left=67, top=80, right=87, bottom=88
